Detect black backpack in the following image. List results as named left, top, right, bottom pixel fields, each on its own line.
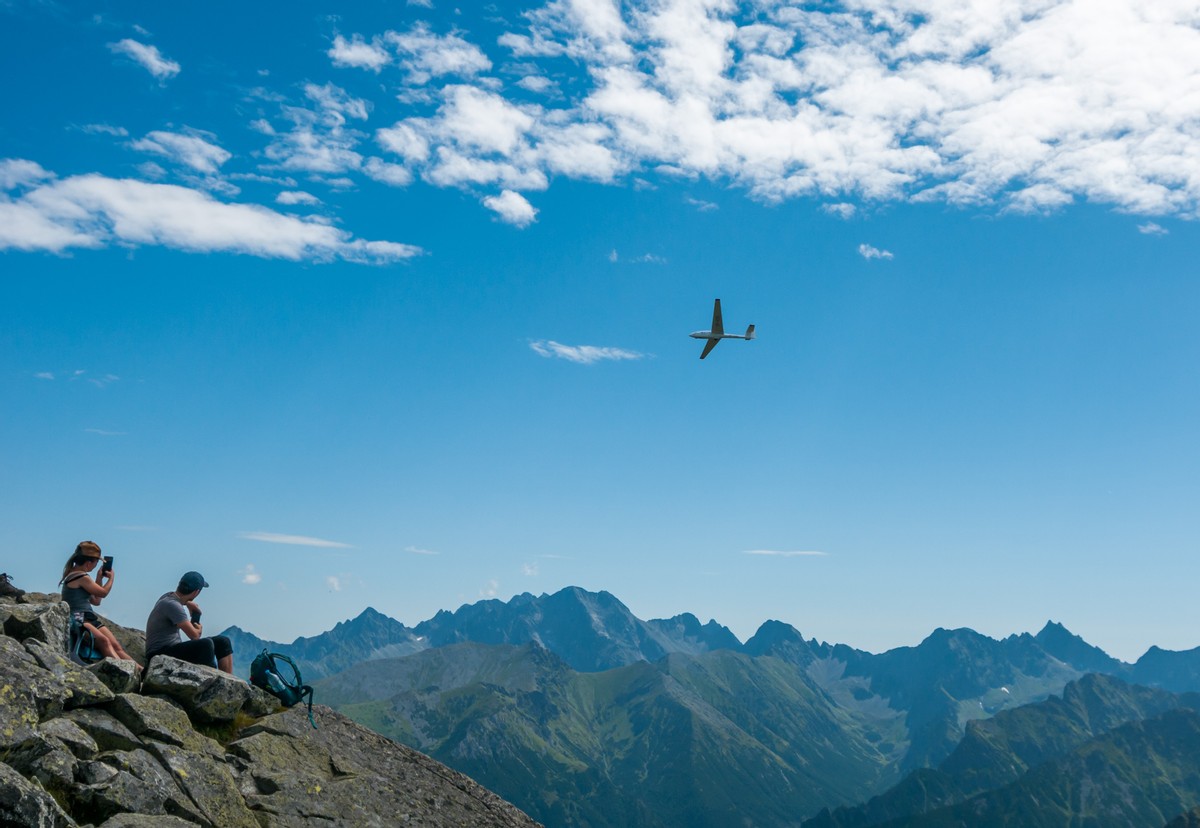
left=250, top=649, right=317, bottom=728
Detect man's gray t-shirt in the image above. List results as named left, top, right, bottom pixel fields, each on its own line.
left=145, top=592, right=189, bottom=655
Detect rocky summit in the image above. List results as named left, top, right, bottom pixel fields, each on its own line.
left=0, top=592, right=542, bottom=828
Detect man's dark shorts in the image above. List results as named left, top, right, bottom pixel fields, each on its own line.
left=147, top=635, right=232, bottom=669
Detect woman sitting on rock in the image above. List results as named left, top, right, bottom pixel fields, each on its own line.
left=59, top=540, right=132, bottom=660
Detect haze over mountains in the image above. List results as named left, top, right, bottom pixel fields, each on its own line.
left=219, top=587, right=1200, bottom=827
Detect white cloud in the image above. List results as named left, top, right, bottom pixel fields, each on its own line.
left=34, top=372, right=54, bottom=380
left=82, top=124, right=129, bottom=137
left=358, top=0, right=1200, bottom=220
left=88, top=373, right=120, bottom=388
left=329, top=34, right=392, bottom=72
left=522, top=562, right=539, bottom=576
left=483, top=189, right=537, bottom=226
left=685, top=196, right=718, bottom=212
left=239, top=531, right=352, bottom=548
left=363, top=157, right=413, bottom=187
left=385, top=24, right=492, bottom=84
left=326, top=575, right=343, bottom=592
left=0, top=165, right=421, bottom=263
left=480, top=578, right=500, bottom=598
left=108, top=39, right=180, bottom=80
left=1, top=159, right=53, bottom=190
left=530, top=340, right=646, bottom=364
left=1138, top=222, right=1169, bottom=236
left=240, top=564, right=262, bottom=585
left=516, top=75, right=555, bottom=94
left=823, top=203, right=857, bottom=219
left=858, top=243, right=894, bottom=260
left=131, top=130, right=232, bottom=174
left=742, top=549, right=829, bottom=557
left=405, top=545, right=440, bottom=555
left=84, top=428, right=125, bottom=436
left=275, top=190, right=321, bottom=206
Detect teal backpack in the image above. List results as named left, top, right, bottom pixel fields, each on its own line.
left=250, top=649, right=317, bottom=728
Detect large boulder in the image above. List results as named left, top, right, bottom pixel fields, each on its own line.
left=24, top=638, right=115, bottom=709
left=87, top=658, right=142, bottom=694
left=147, top=742, right=259, bottom=828
left=0, top=637, right=71, bottom=747
left=142, top=655, right=275, bottom=723
left=106, top=694, right=223, bottom=758
left=62, top=708, right=142, bottom=754
left=0, top=761, right=75, bottom=828
left=2, top=601, right=70, bottom=649
left=67, top=748, right=204, bottom=827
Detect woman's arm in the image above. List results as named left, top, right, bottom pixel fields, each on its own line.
left=74, top=572, right=114, bottom=600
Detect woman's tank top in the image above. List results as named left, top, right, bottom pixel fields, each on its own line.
left=61, top=572, right=94, bottom=615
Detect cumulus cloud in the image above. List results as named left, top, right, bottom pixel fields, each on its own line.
left=858, top=243, right=894, bottom=260
left=359, top=0, right=1200, bottom=219
left=685, top=196, right=718, bottom=212
left=0, top=164, right=420, bottom=263
left=130, top=130, right=232, bottom=174
left=0, top=159, right=52, bottom=190
left=239, top=532, right=353, bottom=548
left=742, top=549, right=829, bottom=557
left=329, top=34, right=391, bottom=72
left=483, top=189, right=537, bottom=226
left=530, top=340, right=646, bottom=364
left=1138, top=222, right=1169, bottom=236
left=108, top=39, right=180, bottom=80
left=326, top=575, right=343, bottom=592
left=240, top=564, right=262, bottom=585
left=385, top=24, right=492, bottom=84
left=275, top=190, right=321, bottom=205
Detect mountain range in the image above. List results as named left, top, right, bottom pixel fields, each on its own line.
left=219, top=587, right=1200, bottom=827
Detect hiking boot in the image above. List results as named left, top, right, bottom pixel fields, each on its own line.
left=0, top=573, right=25, bottom=599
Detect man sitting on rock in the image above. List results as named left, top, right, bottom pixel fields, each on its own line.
left=145, top=571, right=233, bottom=673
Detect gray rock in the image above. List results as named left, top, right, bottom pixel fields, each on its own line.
left=76, top=761, right=118, bottom=786
left=147, top=741, right=259, bottom=828
left=0, top=638, right=68, bottom=747
left=105, top=693, right=223, bottom=758
left=7, top=735, right=77, bottom=793
left=71, top=748, right=204, bottom=827
left=62, top=708, right=142, bottom=753
left=3, top=600, right=70, bottom=649
left=0, top=761, right=76, bottom=828
left=227, top=706, right=541, bottom=827
left=97, top=815, right=197, bottom=828
left=37, top=719, right=99, bottom=760
left=85, top=658, right=142, bottom=694
left=24, top=638, right=116, bottom=709
left=142, top=655, right=260, bottom=723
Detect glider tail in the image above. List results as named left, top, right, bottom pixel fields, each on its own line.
left=745, top=324, right=756, bottom=340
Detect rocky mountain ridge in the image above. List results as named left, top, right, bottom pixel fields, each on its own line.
left=0, top=592, right=541, bottom=828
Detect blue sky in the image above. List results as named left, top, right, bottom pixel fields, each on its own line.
left=3, top=0, right=1199, bottom=662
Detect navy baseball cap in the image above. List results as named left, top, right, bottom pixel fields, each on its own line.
left=179, top=571, right=210, bottom=592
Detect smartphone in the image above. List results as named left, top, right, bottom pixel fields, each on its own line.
left=101, top=556, right=114, bottom=574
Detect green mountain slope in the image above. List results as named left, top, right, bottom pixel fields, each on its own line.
left=316, top=642, right=903, bottom=827
left=897, top=707, right=1200, bottom=827
left=805, top=674, right=1191, bottom=827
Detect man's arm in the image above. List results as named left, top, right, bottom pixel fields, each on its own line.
left=177, top=619, right=203, bottom=640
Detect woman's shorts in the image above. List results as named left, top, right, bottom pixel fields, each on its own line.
left=73, top=611, right=105, bottom=628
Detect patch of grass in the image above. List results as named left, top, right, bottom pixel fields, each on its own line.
left=196, top=709, right=262, bottom=745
